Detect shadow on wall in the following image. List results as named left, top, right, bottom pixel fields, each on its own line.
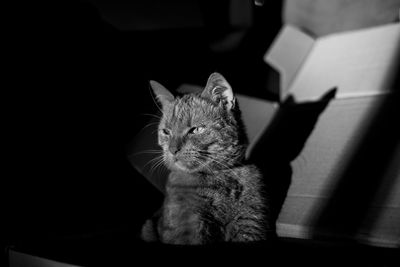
left=248, top=88, right=337, bottom=222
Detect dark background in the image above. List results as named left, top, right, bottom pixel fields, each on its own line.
left=3, top=0, right=399, bottom=266
left=4, top=0, right=282, bottom=262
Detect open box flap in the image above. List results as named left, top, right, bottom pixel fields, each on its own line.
left=290, top=23, right=400, bottom=102
left=264, top=25, right=315, bottom=101
left=265, top=22, right=400, bottom=103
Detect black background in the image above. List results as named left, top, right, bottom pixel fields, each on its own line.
left=3, top=1, right=399, bottom=266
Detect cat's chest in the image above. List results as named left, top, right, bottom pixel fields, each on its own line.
left=165, top=176, right=241, bottom=222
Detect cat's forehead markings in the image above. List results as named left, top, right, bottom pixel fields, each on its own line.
left=163, top=95, right=218, bottom=128
left=173, top=100, right=184, bottom=121
left=165, top=99, right=187, bottom=127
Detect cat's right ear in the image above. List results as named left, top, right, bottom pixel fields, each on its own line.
left=202, top=72, right=235, bottom=111
left=149, top=80, right=175, bottom=108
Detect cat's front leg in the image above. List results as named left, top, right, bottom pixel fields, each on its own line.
left=161, top=228, right=203, bottom=245
left=226, top=218, right=266, bottom=242
left=141, top=218, right=158, bottom=242
left=140, top=209, right=162, bottom=242
left=230, top=231, right=265, bottom=242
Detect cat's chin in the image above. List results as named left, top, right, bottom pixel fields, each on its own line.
left=174, top=161, right=188, bottom=171
left=171, top=160, right=200, bottom=173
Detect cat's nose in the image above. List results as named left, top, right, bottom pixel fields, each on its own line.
left=169, top=145, right=180, bottom=155
left=169, top=138, right=182, bottom=155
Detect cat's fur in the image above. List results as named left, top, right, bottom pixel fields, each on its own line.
left=141, top=73, right=273, bottom=244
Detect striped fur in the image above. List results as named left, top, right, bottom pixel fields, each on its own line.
left=141, top=73, right=273, bottom=244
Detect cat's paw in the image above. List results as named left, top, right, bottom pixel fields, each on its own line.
left=141, top=219, right=158, bottom=242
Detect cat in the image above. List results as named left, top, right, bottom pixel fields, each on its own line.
left=141, top=73, right=274, bottom=245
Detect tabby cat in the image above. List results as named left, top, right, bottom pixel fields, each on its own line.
left=141, top=73, right=273, bottom=244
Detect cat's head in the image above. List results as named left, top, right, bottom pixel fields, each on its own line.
left=150, top=73, right=247, bottom=173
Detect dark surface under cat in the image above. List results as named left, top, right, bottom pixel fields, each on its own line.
left=7, top=238, right=399, bottom=267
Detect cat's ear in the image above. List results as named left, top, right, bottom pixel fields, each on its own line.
left=202, top=72, right=235, bottom=110
left=150, top=80, right=175, bottom=108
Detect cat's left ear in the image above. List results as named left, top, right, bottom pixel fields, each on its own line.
left=150, top=80, right=175, bottom=108
left=202, top=72, right=235, bottom=110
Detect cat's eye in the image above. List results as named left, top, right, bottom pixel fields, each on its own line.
left=188, top=126, right=205, bottom=134
left=161, top=128, right=171, bottom=135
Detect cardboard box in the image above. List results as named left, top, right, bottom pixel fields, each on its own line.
left=283, top=0, right=400, bottom=37
left=265, top=23, right=399, bottom=102
left=264, top=22, right=400, bottom=247
left=127, top=22, right=399, bottom=247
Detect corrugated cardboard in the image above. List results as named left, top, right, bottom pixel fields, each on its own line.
left=283, top=0, right=400, bottom=37
left=264, top=22, right=400, bottom=247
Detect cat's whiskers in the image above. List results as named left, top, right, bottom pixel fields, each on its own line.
left=192, top=154, right=213, bottom=173
left=206, top=156, right=244, bottom=181
left=130, top=149, right=163, bottom=157
left=192, top=152, right=239, bottom=180
left=144, top=154, right=163, bottom=169
left=196, top=149, right=245, bottom=169
left=147, top=155, right=167, bottom=177
left=151, top=159, right=166, bottom=177
left=140, top=121, right=161, bottom=132
left=152, top=128, right=161, bottom=135
left=140, top=113, right=162, bottom=120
